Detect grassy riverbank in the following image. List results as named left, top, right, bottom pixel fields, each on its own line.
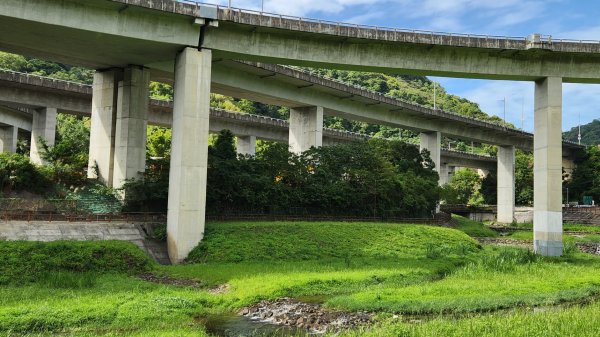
left=1, top=220, right=599, bottom=336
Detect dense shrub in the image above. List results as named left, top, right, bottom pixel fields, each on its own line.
left=0, top=241, right=152, bottom=285
left=440, top=168, right=482, bottom=205
left=0, top=152, right=50, bottom=194
left=38, top=114, right=90, bottom=187
left=567, top=146, right=600, bottom=204
left=124, top=130, right=440, bottom=217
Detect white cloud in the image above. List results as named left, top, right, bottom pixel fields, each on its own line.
left=203, top=0, right=385, bottom=16
left=458, top=80, right=534, bottom=131
left=554, top=25, right=600, bottom=41
left=202, top=0, right=546, bottom=34
left=563, top=84, right=600, bottom=130
left=343, top=10, right=386, bottom=25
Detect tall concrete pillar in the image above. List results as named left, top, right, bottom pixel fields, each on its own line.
left=0, top=126, right=18, bottom=153
left=30, top=107, right=57, bottom=165
left=420, top=131, right=442, bottom=185
left=87, top=70, right=121, bottom=186
left=448, top=165, right=456, bottom=182
left=167, top=48, right=212, bottom=264
left=237, top=135, right=256, bottom=156
left=497, top=145, right=515, bottom=224
left=289, top=106, right=323, bottom=154
left=534, top=77, right=563, bottom=256
left=439, top=163, right=449, bottom=185
left=112, top=66, right=150, bottom=189
left=562, top=157, right=576, bottom=181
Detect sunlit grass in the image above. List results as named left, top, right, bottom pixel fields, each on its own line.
left=1, top=220, right=599, bottom=336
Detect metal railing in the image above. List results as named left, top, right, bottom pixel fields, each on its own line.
left=0, top=211, right=167, bottom=222
left=205, top=213, right=443, bottom=224
left=0, top=198, right=166, bottom=222
left=178, top=1, right=600, bottom=45
left=564, top=206, right=600, bottom=214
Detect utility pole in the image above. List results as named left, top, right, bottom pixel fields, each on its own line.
left=228, top=0, right=231, bottom=7
left=503, top=97, right=506, bottom=126
left=433, top=82, right=437, bottom=110
left=578, top=111, right=582, bottom=145
left=261, top=0, right=264, bottom=12
left=521, top=97, right=525, bottom=130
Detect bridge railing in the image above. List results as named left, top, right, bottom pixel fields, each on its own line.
left=0, top=68, right=91, bottom=88
left=273, top=64, right=535, bottom=136
left=179, top=1, right=600, bottom=45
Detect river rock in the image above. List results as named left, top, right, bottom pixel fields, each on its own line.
left=239, top=297, right=372, bottom=333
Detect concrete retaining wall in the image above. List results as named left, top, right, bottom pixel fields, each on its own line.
left=0, top=221, right=170, bottom=264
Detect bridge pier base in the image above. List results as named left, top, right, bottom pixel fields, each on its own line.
left=112, top=66, right=150, bottom=189
left=497, top=145, right=515, bottom=224
left=87, top=70, right=120, bottom=186
left=237, top=135, right=256, bottom=156
left=534, top=77, right=563, bottom=256
left=289, top=106, right=323, bottom=154
left=30, top=107, right=56, bottom=165
left=419, top=131, right=442, bottom=185
left=0, top=126, right=18, bottom=153
left=166, top=48, right=212, bottom=264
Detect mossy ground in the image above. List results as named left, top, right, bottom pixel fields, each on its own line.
left=1, top=220, right=600, bottom=336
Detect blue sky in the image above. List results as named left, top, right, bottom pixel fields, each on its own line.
left=203, top=0, right=600, bottom=132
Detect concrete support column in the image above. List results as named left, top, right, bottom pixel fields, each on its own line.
left=112, top=66, right=150, bottom=189
left=0, top=126, right=18, bottom=153
left=477, top=169, right=490, bottom=178
left=289, top=106, right=323, bottom=154
left=30, top=107, right=57, bottom=165
left=497, top=145, right=515, bottom=224
left=448, top=165, right=456, bottom=182
left=534, top=77, right=563, bottom=256
left=419, top=131, right=442, bottom=185
left=167, top=48, right=212, bottom=264
left=439, top=163, right=449, bottom=185
left=87, top=70, right=121, bottom=186
left=237, top=135, right=256, bottom=156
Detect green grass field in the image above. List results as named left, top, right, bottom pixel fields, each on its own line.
left=1, top=220, right=600, bottom=336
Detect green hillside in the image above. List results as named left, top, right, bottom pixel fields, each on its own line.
left=564, top=119, right=600, bottom=145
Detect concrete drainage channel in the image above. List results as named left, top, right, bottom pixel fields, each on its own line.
left=0, top=221, right=170, bottom=265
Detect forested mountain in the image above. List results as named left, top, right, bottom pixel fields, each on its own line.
left=563, top=119, right=600, bottom=145
left=0, top=52, right=93, bottom=83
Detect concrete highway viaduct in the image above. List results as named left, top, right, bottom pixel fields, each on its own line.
left=0, top=0, right=593, bottom=260
left=0, top=68, right=498, bottom=183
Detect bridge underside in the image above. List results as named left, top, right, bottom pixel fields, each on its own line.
left=0, top=0, right=588, bottom=259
